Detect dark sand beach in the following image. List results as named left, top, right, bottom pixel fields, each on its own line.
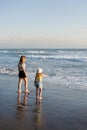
left=0, top=75, right=87, bottom=130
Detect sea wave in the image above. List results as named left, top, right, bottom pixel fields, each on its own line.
left=26, top=50, right=45, bottom=54
left=0, top=49, right=87, bottom=62
left=0, top=67, right=87, bottom=91
left=0, top=67, right=17, bottom=75
left=0, top=50, right=9, bottom=53
left=26, top=54, right=87, bottom=62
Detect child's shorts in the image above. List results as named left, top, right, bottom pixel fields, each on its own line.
left=35, top=81, right=43, bottom=88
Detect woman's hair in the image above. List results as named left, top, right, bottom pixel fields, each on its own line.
left=19, top=56, right=26, bottom=63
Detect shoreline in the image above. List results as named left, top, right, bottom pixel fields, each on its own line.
left=0, top=75, right=87, bottom=130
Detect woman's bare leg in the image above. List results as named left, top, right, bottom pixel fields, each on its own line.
left=24, top=77, right=29, bottom=93
left=18, top=78, right=22, bottom=93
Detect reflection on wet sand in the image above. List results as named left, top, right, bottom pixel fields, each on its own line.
left=16, top=92, right=29, bottom=119
left=33, top=98, right=43, bottom=130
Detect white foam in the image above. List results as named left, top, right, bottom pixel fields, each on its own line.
left=0, top=51, right=8, bottom=53
left=26, top=54, right=87, bottom=62
left=27, top=50, right=45, bottom=54
left=0, top=67, right=17, bottom=75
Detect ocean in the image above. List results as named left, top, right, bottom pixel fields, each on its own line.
left=0, top=48, right=87, bottom=90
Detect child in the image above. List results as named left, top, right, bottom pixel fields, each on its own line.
left=34, top=68, right=47, bottom=99
left=18, top=56, right=29, bottom=93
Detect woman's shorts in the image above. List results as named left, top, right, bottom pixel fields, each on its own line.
left=18, top=71, right=26, bottom=78
left=35, top=81, right=43, bottom=88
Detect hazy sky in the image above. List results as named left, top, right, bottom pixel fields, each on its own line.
left=0, top=0, right=87, bottom=48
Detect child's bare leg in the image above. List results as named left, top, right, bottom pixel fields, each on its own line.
left=36, top=87, right=39, bottom=98
left=18, top=78, right=22, bottom=93
left=39, top=87, right=43, bottom=99
left=24, top=77, right=29, bottom=93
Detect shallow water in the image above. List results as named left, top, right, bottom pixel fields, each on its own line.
left=0, top=75, right=87, bottom=130
left=0, top=48, right=87, bottom=91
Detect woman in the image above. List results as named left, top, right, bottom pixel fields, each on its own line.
left=18, top=56, right=29, bottom=93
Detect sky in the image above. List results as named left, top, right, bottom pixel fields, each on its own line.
left=0, top=0, right=87, bottom=48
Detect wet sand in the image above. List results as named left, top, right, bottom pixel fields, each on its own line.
left=0, top=75, right=87, bottom=130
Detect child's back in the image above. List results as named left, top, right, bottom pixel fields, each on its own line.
left=35, top=73, right=43, bottom=82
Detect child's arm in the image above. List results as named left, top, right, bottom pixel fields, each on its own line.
left=42, top=73, right=48, bottom=77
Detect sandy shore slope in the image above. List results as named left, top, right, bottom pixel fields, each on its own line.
left=0, top=75, right=87, bottom=130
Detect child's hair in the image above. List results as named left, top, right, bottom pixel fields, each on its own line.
left=37, top=68, right=43, bottom=73
left=19, top=56, right=26, bottom=63
left=35, top=72, right=43, bottom=81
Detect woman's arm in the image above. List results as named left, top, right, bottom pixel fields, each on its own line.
left=22, top=63, right=27, bottom=77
